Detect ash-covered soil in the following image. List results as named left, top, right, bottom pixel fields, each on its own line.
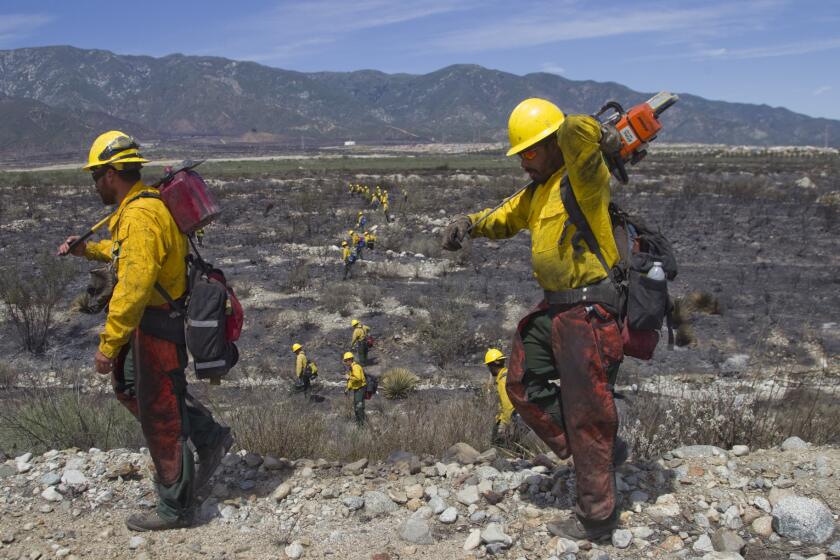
left=1, top=151, right=839, bottom=392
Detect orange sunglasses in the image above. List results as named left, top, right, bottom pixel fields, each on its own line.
left=519, top=147, right=539, bottom=160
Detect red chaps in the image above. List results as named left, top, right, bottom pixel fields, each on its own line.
left=506, top=302, right=623, bottom=521
left=112, top=329, right=185, bottom=486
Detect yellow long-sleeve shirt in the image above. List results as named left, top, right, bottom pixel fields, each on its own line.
left=495, top=368, right=515, bottom=425
left=351, top=326, right=366, bottom=348
left=295, top=351, right=308, bottom=378
left=468, top=115, right=617, bottom=292
left=83, top=181, right=188, bottom=358
left=346, top=362, right=367, bottom=390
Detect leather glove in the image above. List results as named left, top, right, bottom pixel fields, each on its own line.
left=441, top=215, right=472, bottom=251
left=599, top=124, right=623, bottom=156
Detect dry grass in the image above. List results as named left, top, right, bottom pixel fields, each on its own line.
left=622, top=374, right=840, bottom=460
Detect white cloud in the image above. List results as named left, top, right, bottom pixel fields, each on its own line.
left=638, top=37, right=840, bottom=62
left=425, top=1, right=782, bottom=53
left=540, top=63, right=565, bottom=75
left=0, top=13, right=53, bottom=44
left=231, top=0, right=472, bottom=63
left=813, top=85, right=832, bottom=96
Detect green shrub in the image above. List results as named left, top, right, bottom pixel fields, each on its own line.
left=380, top=368, right=420, bottom=399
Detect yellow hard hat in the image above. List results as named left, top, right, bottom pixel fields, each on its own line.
left=292, top=343, right=302, bottom=352
left=342, top=352, right=355, bottom=361
left=484, top=348, right=506, bottom=365
left=351, top=319, right=360, bottom=327
left=83, top=130, right=149, bottom=170
left=348, top=230, right=355, bottom=235
left=342, top=241, right=348, bottom=246
left=506, top=99, right=565, bottom=157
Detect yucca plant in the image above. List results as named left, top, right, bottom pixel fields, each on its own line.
left=380, top=368, right=420, bottom=400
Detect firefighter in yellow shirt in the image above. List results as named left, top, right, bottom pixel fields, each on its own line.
left=442, top=100, right=624, bottom=540
left=292, top=343, right=316, bottom=399
left=350, top=319, right=370, bottom=365
left=341, top=241, right=355, bottom=280
left=58, top=131, right=231, bottom=532
left=342, top=352, right=367, bottom=425
left=484, top=349, right=514, bottom=443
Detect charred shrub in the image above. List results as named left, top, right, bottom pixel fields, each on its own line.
left=0, top=258, right=73, bottom=354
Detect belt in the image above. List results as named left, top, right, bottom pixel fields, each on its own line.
left=139, top=302, right=186, bottom=345
left=544, top=278, right=619, bottom=309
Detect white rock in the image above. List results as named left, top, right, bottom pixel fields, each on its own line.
left=731, top=445, right=749, bottom=457
left=428, top=496, right=447, bottom=514
left=284, top=542, right=304, bottom=559
left=780, top=437, right=808, bottom=451
left=61, top=469, right=88, bottom=489
left=753, top=496, right=771, bottom=513
left=693, top=534, right=714, bottom=553
left=481, top=523, right=512, bottom=545
left=15, top=452, right=32, bottom=464
left=41, top=487, right=63, bottom=502
left=273, top=483, right=292, bottom=502
left=456, top=485, right=480, bottom=506
left=612, top=529, right=632, bottom=548
left=554, top=537, right=578, bottom=554
left=128, top=536, right=145, bottom=550
left=463, top=529, right=482, bottom=551
left=439, top=507, right=458, bottom=524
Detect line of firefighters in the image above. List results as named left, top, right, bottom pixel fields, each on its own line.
left=292, top=319, right=372, bottom=425
left=341, top=217, right=376, bottom=280
left=57, top=94, right=630, bottom=540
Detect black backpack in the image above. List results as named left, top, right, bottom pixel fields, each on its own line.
left=559, top=176, right=677, bottom=359
left=364, top=374, right=378, bottom=399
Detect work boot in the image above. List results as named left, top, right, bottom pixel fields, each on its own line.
left=126, top=511, right=191, bottom=532
left=194, top=427, right=233, bottom=494
left=547, top=510, right=618, bottom=541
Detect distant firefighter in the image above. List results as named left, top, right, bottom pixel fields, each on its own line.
left=343, top=351, right=367, bottom=426
left=292, top=343, right=317, bottom=399
left=484, top=348, right=515, bottom=444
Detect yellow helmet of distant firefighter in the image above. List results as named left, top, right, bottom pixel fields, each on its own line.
left=342, top=352, right=354, bottom=361
left=506, top=99, right=565, bottom=157
left=292, top=343, right=302, bottom=353
left=484, top=348, right=506, bottom=365
left=351, top=319, right=360, bottom=327
left=83, top=130, right=149, bottom=170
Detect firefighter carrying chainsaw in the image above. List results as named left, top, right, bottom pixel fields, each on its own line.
left=57, top=131, right=234, bottom=532
left=442, top=93, right=678, bottom=540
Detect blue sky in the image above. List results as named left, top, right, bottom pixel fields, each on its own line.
left=2, top=0, right=839, bottom=119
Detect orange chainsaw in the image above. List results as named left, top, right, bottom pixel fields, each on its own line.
left=595, top=91, right=679, bottom=184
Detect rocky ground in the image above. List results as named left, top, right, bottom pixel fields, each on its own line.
left=1, top=437, right=838, bottom=560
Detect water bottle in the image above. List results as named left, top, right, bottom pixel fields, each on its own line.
left=647, top=261, right=666, bottom=281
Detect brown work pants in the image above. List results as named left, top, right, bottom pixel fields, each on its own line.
left=506, top=302, right=623, bottom=521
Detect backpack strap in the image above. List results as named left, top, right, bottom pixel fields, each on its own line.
left=558, top=175, right=612, bottom=278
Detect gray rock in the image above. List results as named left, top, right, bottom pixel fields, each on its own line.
left=476, top=448, right=497, bottom=463
left=710, top=529, right=745, bottom=553
left=0, top=531, right=14, bottom=544
left=671, top=445, right=726, bottom=458
left=827, top=540, right=840, bottom=556
left=469, top=510, right=487, bottom=523
left=262, top=456, right=285, bottom=470
left=341, top=496, right=364, bottom=511
left=629, top=490, right=649, bottom=504
left=341, top=458, right=368, bottom=475
left=693, top=534, right=714, bottom=553
left=771, top=495, right=835, bottom=544
left=753, top=496, right=771, bottom=513
left=411, top=506, right=434, bottom=520
left=780, top=436, right=808, bottom=451
left=363, top=491, right=398, bottom=515
left=128, top=536, right=146, bottom=550
left=731, top=445, right=750, bottom=457
left=0, top=464, right=16, bottom=479
left=481, top=522, right=512, bottom=545
left=456, top=485, right=480, bottom=506
left=694, top=512, right=711, bottom=529
left=243, top=453, right=263, bottom=468
left=485, top=542, right=510, bottom=555
left=612, top=529, right=632, bottom=548
left=475, top=465, right=501, bottom=481
left=40, top=472, right=61, bottom=487
left=443, top=442, right=480, bottom=465
left=702, top=553, right=745, bottom=560
left=722, top=505, right=743, bottom=529
left=631, top=526, right=655, bottom=539
left=399, top=518, right=434, bottom=545
left=284, top=542, right=304, bottom=559
left=768, top=487, right=794, bottom=506
left=439, top=507, right=458, bottom=524
left=587, top=551, right=610, bottom=560
left=428, top=496, right=447, bottom=514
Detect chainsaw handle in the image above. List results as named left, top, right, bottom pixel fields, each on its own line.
left=594, top=101, right=625, bottom=123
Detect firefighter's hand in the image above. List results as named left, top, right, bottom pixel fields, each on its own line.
left=441, top=215, right=472, bottom=251
left=57, top=236, right=85, bottom=257
left=94, top=351, right=114, bottom=375
left=599, top=124, right=623, bottom=155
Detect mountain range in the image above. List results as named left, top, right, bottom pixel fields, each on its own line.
left=0, top=46, right=838, bottom=161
